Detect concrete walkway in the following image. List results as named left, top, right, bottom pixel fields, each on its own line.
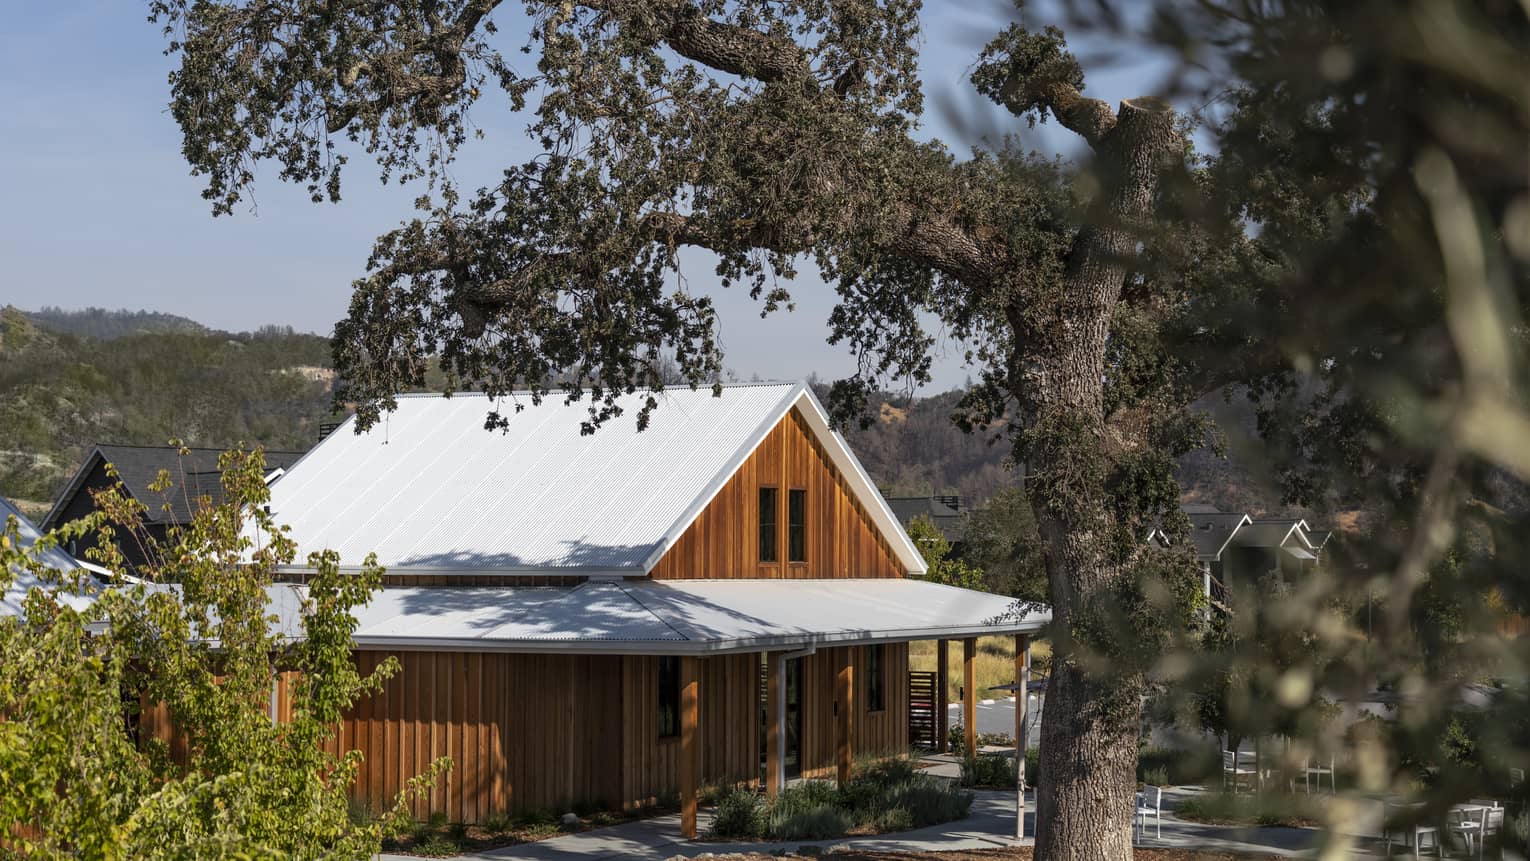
left=376, top=783, right=1416, bottom=861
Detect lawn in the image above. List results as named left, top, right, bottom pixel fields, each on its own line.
left=909, top=637, right=1051, bottom=703
left=1172, top=791, right=1322, bottom=828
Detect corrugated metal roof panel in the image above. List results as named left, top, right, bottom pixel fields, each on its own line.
left=267, top=577, right=1049, bottom=651
left=2, top=496, right=95, bottom=615
left=264, top=384, right=801, bottom=572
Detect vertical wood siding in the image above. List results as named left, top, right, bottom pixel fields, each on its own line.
left=650, top=408, right=905, bottom=580
left=138, top=643, right=909, bottom=823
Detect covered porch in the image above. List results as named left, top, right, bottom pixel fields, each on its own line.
left=300, top=577, right=1048, bottom=836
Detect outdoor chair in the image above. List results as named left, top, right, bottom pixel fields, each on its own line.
left=1513, top=768, right=1525, bottom=788
left=1223, top=750, right=1257, bottom=795
left=1301, top=756, right=1335, bottom=795
left=1134, top=785, right=1162, bottom=842
left=1448, top=805, right=1489, bottom=858
left=1384, top=800, right=1443, bottom=859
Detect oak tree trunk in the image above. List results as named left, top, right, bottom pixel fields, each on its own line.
left=1026, top=97, right=1179, bottom=861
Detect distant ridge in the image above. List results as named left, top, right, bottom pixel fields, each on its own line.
left=23, top=306, right=208, bottom=340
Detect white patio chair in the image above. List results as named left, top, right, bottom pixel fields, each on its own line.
left=1134, top=785, right=1162, bottom=841
left=1512, top=767, right=1525, bottom=788
left=1223, top=750, right=1256, bottom=794
left=1384, top=800, right=1442, bottom=859
left=1448, top=805, right=1487, bottom=858
left=1302, top=756, right=1335, bottom=795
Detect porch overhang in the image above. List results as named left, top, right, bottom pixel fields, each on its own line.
left=268, top=578, right=1049, bottom=654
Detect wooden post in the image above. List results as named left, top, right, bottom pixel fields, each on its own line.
left=935, top=639, right=949, bottom=753
left=962, top=638, right=977, bottom=759
left=1015, top=634, right=1030, bottom=840
left=765, top=653, right=783, bottom=798
left=679, top=656, right=700, bottom=839
left=835, top=648, right=854, bottom=786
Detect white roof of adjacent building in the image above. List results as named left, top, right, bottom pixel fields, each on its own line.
left=262, top=382, right=926, bottom=577
left=1, top=496, right=96, bottom=616
left=263, top=578, right=1046, bottom=654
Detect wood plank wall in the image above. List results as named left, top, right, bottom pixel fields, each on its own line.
left=651, top=408, right=905, bottom=580
left=797, top=645, right=909, bottom=780
left=137, top=643, right=910, bottom=824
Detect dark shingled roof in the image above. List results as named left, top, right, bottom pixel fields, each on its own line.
left=49, top=445, right=306, bottom=526
left=884, top=496, right=966, bottom=541
left=1185, top=509, right=1252, bottom=559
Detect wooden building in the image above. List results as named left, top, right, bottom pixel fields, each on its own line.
left=242, top=382, right=1048, bottom=835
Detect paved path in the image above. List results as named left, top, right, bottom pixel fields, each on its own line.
left=948, top=696, right=1043, bottom=746
left=376, top=784, right=1416, bottom=861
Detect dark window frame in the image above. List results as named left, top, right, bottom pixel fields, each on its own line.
left=657, top=655, right=680, bottom=738
left=759, top=486, right=779, bottom=563
left=787, top=487, right=807, bottom=564
left=866, top=644, right=886, bottom=712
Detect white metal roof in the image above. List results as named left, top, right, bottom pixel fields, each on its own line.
left=2, top=497, right=96, bottom=616
left=269, top=578, right=1046, bottom=653
left=263, top=382, right=926, bottom=578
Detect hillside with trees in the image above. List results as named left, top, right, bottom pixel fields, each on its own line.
left=0, top=307, right=340, bottom=518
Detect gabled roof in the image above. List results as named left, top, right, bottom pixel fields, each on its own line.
left=264, top=578, right=1045, bottom=654
left=43, top=444, right=307, bottom=529
left=885, top=496, right=966, bottom=541
left=1185, top=511, right=1254, bottom=560
left=2, top=496, right=95, bottom=616
left=1233, top=518, right=1311, bottom=550
left=262, top=382, right=927, bottom=577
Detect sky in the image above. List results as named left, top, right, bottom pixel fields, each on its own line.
left=0, top=1, right=1172, bottom=392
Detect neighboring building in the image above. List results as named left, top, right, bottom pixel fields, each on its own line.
left=41, top=444, right=306, bottom=569
left=884, top=494, right=967, bottom=545
left=1150, top=504, right=1330, bottom=613
left=1, top=495, right=96, bottom=616
left=201, top=382, right=1047, bottom=833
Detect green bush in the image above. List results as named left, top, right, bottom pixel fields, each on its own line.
left=875, top=807, right=915, bottom=832
left=1174, top=791, right=1319, bottom=827
left=882, top=778, right=974, bottom=827
left=961, top=753, right=1016, bottom=788
left=480, top=812, right=512, bottom=833
left=766, top=803, right=853, bottom=840
left=413, top=834, right=462, bottom=857
left=1137, top=744, right=1219, bottom=786
left=711, top=787, right=764, bottom=839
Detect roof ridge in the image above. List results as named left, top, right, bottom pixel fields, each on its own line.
left=386, top=380, right=800, bottom=399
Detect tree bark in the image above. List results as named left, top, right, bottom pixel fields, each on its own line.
left=1026, top=97, right=1179, bottom=861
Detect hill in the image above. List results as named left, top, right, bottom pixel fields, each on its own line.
left=22, top=307, right=208, bottom=340
left=825, top=382, right=1295, bottom=517
left=0, top=307, right=340, bottom=519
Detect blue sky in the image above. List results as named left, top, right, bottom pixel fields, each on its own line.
left=0, top=1, right=1170, bottom=392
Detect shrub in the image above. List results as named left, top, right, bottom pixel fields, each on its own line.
left=1137, top=744, right=1219, bottom=786
left=766, top=803, right=853, bottom=840
left=480, top=812, right=512, bottom=833
left=413, top=834, right=461, bottom=857
left=1174, top=791, right=1318, bottom=828
left=711, top=787, right=763, bottom=839
left=446, top=821, right=468, bottom=841
left=876, top=806, right=915, bottom=832
left=883, top=778, right=974, bottom=827
left=961, top=753, right=1016, bottom=788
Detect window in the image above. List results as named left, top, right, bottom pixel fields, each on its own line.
left=788, top=488, right=806, bottom=563
left=759, top=486, right=779, bottom=563
left=658, top=655, right=680, bottom=738
left=866, top=644, right=885, bottom=712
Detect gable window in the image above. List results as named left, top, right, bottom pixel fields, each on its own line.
left=658, top=655, right=680, bottom=738
left=759, top=486, right=779, bottom=563
left=866, top=644, right=885, bottom=712
left=788, top=488, right=807, bottom=563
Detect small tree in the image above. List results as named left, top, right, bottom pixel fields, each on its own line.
left=0, top=447, right=442, bottom=858
left=906, top=514, right=983, bottom=590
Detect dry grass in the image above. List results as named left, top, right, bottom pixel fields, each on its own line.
left=908, top=637, right=1050, bottom=703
